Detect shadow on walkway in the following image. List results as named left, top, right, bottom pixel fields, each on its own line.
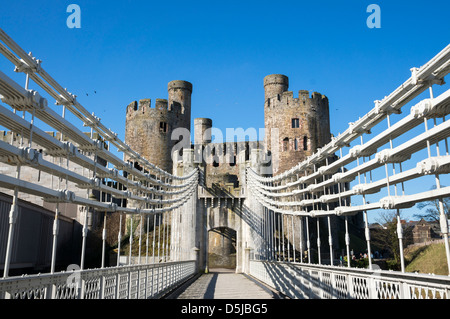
left=169, top=268, right=278, bottom=299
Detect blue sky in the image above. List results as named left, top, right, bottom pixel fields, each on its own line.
left=1, top=0, right=449, bottom=222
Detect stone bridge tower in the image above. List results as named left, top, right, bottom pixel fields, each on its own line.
left=263, top=74, right=331, bottom=175
left=124, top=80, right=192, bottom=173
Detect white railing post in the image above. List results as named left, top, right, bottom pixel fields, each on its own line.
left=396, top=210, right=406, bottom=273
left=80, top=206, right=89, bottom=270
left=101, top=212, right=107, bottom=268
left=117, top=213, right=123, bottom=267
left=363, top=210, right=373, bottom=270
left=50, top=203, right=60, bottom=274
left=347, top=273, right=354, bottom=299
left=327, top=215, right=333, bottom=266
left=306, top=216, right=311, bottom=264
left=99, top=273, right=106, bottom=299
left=345, top=216, right=351, bottom=267
left=2, top=166, right=20, bottom=279
left=129, top=215, right=133, bottom=266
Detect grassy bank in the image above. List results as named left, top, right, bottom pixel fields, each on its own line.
left=405, top=242, right=448, bottom=276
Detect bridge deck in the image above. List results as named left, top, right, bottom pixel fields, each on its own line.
left=170, top=269, right=279, bottom=299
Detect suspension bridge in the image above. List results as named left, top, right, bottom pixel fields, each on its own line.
left=0, top=27, right=450, bottom=299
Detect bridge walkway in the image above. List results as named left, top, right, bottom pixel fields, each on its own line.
left=166, top=268, right=284, bottom=299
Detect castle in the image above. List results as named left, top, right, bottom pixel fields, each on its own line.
left=123, top=74, right=354, bottom=270
left=0, top=73, right=360, bottom=273
left=125, top=74, right=331, bottom=180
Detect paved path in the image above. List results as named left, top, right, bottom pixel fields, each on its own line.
left=174, top=268, right=277, bottom=299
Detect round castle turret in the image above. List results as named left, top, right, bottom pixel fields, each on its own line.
left=194, top=118, right=212, bottom=146
left=264, top=74, right=331, bottom=175
left=168, top=80, right=193, bottom=132
left=125, top=80, right=192, bottom=173
left=264, top=74, right=289, bottom=101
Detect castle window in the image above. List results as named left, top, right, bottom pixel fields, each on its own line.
left=283, top=137, right=289, bottom=152
left=294, top=138, right=298, bottom=151
left=292, top=118, right=299, bottom=128
left=159, top=122, right=168, bottom=133
left=303, top=136, right=308, bottom=150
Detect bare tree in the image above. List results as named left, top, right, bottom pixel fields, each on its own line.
left=371, top=210, right=412, bottom=270
left=414, top=185, right=449, bottom=221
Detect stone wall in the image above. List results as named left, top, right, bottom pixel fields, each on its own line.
left=264, top=74, right=331, bottom=175
left=125, top=80, right=192, bottom=174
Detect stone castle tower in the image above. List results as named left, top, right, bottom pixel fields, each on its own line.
left=263, top=74, right=331, bottom=175
left=124, top=75, right=331, bottom=176
left=123, top=75, right=336, bottom=270
left=124, top=80, right=192, bottom=173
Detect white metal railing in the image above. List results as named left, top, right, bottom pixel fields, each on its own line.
left=0, top=260, right=196, bottom=299
left=0, top=26, right=198, bottom=295
left=246, top=43, right=450, bottom=276
left=250, top=260, right=450, bottom=299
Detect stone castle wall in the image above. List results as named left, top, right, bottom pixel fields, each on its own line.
left=263, top=74, right=331, bottom=175
left=125, top=80, right=192, bottom=173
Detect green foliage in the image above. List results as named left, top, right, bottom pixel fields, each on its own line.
left=343, top=256, right=369, bottom=268
left=386, top=259, right=400, bottom=271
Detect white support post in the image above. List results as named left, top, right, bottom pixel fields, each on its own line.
left=3, top=166, right=20, bottom=278
left=327, top=215, right=333, bottom=266
left=80, top=206, right=89, bottom=270
left=345, top=216, right=351, bottom=267
left=299, top=216, right=304, bottom=263
left=157, top=213, right=162, bottom=263
left=281, top=213, right=285, bottom=261
left=170, top=207, right=174, bottom=262
left=205, top=198, right=209, bottom=272
left=272, top=208, right=276, bottom=261
left=306, top=216, right=311, bottom=264
left=50, top=203, right=60, bottom=274
left=317, top=217, right=321, bottom=265
left=396, top=209, right=405, bottom=273
left=363, top=210, right=373, bottom=270
left=117, top=213, right=122, bottom=266
left=161, top=212, right=166, bottom=262
left=152, top=213, right=156, bottom=263
left=101, top=212, right=107, bottom=268
left=287, top=214, right=291, bottom=262
left=129, top=214, right=133, bottom=265
left=146, top=214, right=150, bottom=264
left=138, top=214, right=143, bottom=264
left=292, top=215, right=296, bottom=263
left=277, top=213, right=281, bottom=261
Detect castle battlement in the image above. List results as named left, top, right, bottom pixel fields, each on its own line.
left=126, top=97, right=183, bottom=119
left=265, top=88, right=328, bottom=111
